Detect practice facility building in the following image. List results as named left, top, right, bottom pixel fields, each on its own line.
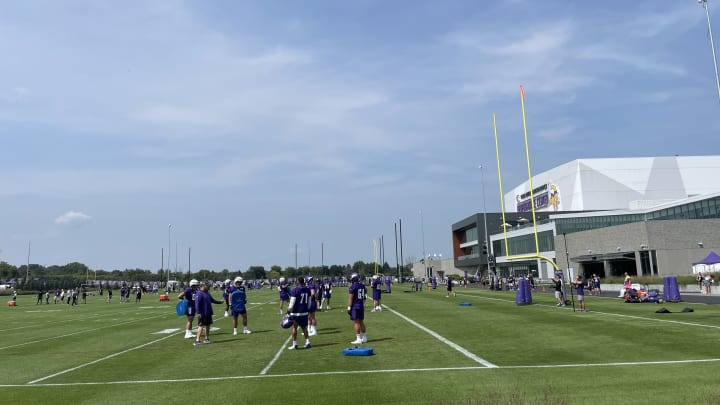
left=452, top=156, right=720, bottom=280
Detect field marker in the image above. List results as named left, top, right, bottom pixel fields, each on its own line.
left=154, top=328, right=181, bottom=334
left=382, top=304, right=497, bottom=368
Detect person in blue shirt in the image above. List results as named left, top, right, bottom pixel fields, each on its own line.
left=230, top=277, right=251, bottom=336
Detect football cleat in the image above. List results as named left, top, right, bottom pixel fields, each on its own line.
left=350, top=339, right=363, bottom=344
left=288, top=344, right=298, bottom=350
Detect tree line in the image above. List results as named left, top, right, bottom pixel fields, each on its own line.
left=0, top=260, right=413, bottom=291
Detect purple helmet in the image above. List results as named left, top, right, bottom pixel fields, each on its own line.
left=281, top=315, right=294, bottom=329
left=350, top=272, right=359, bottom=282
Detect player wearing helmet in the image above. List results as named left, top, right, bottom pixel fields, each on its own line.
left=278, top=277, right=290, bottom=314
left=230, top=277, right=251, bottom=335
left=348, top=273, right=367, bottom=344
left=320, top=278, right=332, bottom=310
left=177, top=279, right=199, bottom=339
left=307, top=276, right=318, bottom=336
left=223, top=279, right=232, bottom=317
left=371, top=274, right=382, bottom=312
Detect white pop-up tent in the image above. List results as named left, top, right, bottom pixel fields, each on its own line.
left=692, top=252, right=720, bottom=274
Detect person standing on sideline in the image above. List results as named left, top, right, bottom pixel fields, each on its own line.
left=222, top=279, right=232, bottom=317
left=54, top=289, right=60, bottom=304
left=348, top=272, right=367, bottom=344
left=446, top=277, right=456, bottom=297
left=107, top=288, right=113, bottom=303
left=278, top=277, right=290, bottom=314
left=37, top=290, right=44, bottom=305
left=307, top=276, right=318, bottom=336
left=592, top=274, right=601, bottom=296
left=620, top=272, right=632, bottom=298
left=135, top=287, right=142, bottom=303
left=554, top=275, right=565, bottom=307
left=194, top=281, right=224, bottom=346
left=286, top=277, right=311, bottom=350
left=371, top=275, right=382, bottom=312
left=230, top=277, right=251, bottom=336
left=575, top=275, right=586, bottom=312
left=178, top=279, right=199, bottom=339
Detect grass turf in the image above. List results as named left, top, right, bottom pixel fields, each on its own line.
left=2, top=286, right=720, bottom=404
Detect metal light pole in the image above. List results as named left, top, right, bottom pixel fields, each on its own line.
left=420, top=210, right=427, bottom=278
left=26, top=240, right=31, bottom=287
left=480, top=164, right=491, bottom=278
left=700, top=0, right=720, bottom=104
left=168, top=224, right=172, bottom=286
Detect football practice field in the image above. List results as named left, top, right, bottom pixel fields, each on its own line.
left=3, top=285, right=720, bottom=404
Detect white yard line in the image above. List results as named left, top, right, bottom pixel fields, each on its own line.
left=0, top=314, right=167, bottom=351
left=382, top=304, right=497, bottom=368
left=4, top=357, right=720, bottom=387
left=455, top=292, right=720, bottom=330
left=260, top=336, right=293, bottom=375
left=27, top=332, right=180, bottom=384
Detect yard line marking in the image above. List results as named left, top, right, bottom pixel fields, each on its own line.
left=27, top=332, right=180, bottom=384
left=382, top=304, right=497, bottom=368
left=6, top=357, right=720, bottom=387
left=455, top=292, right=720, bottom=330
left=586, top=310, right=720, bottom=329
left=0, top=313, right=168, bottom=351
left=260, top=335, right=293, bottom=375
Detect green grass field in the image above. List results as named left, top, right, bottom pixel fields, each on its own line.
left=3, top=286, right=720, bottom=404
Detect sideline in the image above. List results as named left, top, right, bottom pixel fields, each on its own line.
left=455, top=292, right=720, bottom=330
left=4, top=357, right=720, bottom=387
left=382, top=304, right=497, bottom=368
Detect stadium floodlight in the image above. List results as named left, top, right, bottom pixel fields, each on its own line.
left=699, top=0, right=720, bottom=104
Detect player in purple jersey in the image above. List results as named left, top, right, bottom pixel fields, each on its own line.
left=222, top=279, right=232, bottom=317
left=278, top=277, right=290, bottom=314
left=194, top=281, right=224, bottom=345
left=307, top=276, right=318, bottom=336
left=320, top=280, right=332, bottom=310
left=178, top=279, right=199, bottom=339
left=575, top=275, right=586, bottom=312
left=371, top=275, right=382, bottom=312
left=286, top=276, right=312, bottom=350
left=347, top=272, right=367, bottom=344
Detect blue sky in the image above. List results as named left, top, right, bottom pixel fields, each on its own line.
left=1, top=0, right=719, bottom=272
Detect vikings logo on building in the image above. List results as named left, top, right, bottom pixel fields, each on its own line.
left=549, top=184, right=560, bottom=211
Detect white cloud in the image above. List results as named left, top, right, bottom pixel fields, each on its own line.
left=54, top=211, right=91, bottom=225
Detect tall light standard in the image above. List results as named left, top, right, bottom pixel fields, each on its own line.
left=699, top=0, right=720, bottom=104
left=479, top=164, right=491, bottom=278
left=168, top=224, right=172, bottom=286
left=420, top=210, right=427, bottom=278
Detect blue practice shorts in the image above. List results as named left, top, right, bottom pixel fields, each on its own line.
left=292, top=315, right=308, bottom=328
left=350, top=307, right=365, bottom=321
